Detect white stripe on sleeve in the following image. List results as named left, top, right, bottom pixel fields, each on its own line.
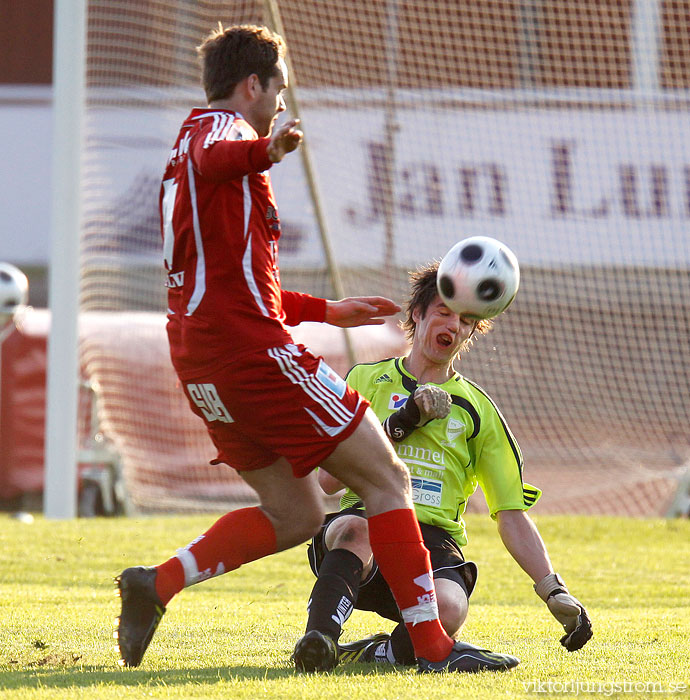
left=185, top=157, right=206, bottom=316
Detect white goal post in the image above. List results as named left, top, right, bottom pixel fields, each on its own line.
left=44, top=0, right=86, bottom=519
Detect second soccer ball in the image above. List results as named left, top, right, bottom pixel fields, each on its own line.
left=436, top=236, right=520, bottom=320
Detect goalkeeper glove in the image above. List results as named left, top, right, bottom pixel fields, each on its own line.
left=534, top=573, right=593, bottom=652
left=383, top=384, right=451, bottom=442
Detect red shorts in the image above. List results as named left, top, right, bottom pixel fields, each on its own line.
left=180, top=343, right=369, bottom=477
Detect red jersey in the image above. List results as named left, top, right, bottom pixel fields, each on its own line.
left=160, top=109, right=325, bottom=379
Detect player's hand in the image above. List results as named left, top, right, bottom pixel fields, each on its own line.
left=414, top=384, right=451, bottom=425
left=267, top=118, right=303, bottom=163
left=325, top=296, right=401, bottom=328
left=535, top=573, right=593, bottom=652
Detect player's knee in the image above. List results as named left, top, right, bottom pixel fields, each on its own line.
left=438, top=598, right=467, bottom=637
left=390, top=457, right=412, bottom=491
left=271, top=500, right=324, bottom=548
left=329, top=515, right=369, bottom=549
left=300, top=504, right=326, bottom=541
left=324, top=515, right=373, bottom=575
left=353, top=457, right=411, bottom=514
left=370, top=455, right=411, bottom=496
left=437, top=581, right=469, bottom=637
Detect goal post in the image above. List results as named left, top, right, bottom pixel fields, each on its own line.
left=44, top=0, right=87, bottom=519
left=45, top=0, right=690, bottom=516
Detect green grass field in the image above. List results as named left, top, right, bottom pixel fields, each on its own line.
left=1, top=513, right=688, bottom=699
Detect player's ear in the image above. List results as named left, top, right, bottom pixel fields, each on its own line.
left=246, top=73, right=261, bottom=97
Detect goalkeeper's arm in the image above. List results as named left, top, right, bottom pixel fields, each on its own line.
left=383, top=384, right=451, bottom=442
left=497, top=510, right=592, bottom=651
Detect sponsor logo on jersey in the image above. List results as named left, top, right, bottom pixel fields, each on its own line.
left=165, top=271, right=185, bottom=288
left=374, top=373, right=393, bottom=383
left=410, top=476, right=443, bottom=507
left=442, top=417, right=466, bottom=445
left=316, top=360, right=346, bottom=399
left=167, top=130, right=191, bottom=166
left=397, top=443, right=446, bottom=470
left=388, top=392, right=409, bottom=409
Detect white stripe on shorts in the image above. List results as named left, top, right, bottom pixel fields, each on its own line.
left=304, top=407, right=351, bottom=437
left=270, top=345, right=353, bottom=424
left=267, top=346, right=354, bottom=428
left=273, top=347, right=353, bottom=420
left=267, top=346, right=353, bottom=426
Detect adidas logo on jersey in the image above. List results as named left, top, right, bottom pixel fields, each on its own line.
left=374, top=373, right=393, bottom=383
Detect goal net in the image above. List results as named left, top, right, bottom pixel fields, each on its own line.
left=78, top=0, right=690, bottom=515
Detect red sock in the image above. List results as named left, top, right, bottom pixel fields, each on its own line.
left=155, top=507, right=277, bottom=605
left=367, top=509, right=453, bottom=663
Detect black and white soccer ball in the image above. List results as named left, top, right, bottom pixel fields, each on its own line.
left=0, top=262, right=29, bottom=326
left=436, top=236, right=520, bottom=320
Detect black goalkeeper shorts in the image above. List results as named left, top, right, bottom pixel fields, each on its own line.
left=307, top=506, right=478, bottom=624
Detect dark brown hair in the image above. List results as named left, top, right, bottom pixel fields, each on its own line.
left=197, top=24, right=286, bottom=103
left=401, top=261, right=493, bottom=347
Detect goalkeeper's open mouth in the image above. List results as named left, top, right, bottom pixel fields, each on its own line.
left=437, top=333, right=453, bottom=348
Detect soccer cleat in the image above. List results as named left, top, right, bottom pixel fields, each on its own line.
left=338, top=633, right=391, bottom=664
left=293, top=630, right=339, bottom=672
left=114, top=566, right=166, bottom=667
left=417, top=640, right=520, bottom=674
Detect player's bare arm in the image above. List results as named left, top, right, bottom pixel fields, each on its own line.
left=496, top=509, right=552, bottom=582
left=496, top=509, right=592, bottom=651
left=325, top=296, right=401, bottom=327
left=267, top=118, right=303, bottom=162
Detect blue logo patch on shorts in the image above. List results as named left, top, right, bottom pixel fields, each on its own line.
left=316, top=360, right=346, bottom=399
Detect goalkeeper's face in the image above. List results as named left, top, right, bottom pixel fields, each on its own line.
left=412, top=296, right=475, bottom=367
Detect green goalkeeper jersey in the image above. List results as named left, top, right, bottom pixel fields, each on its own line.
left=340, top=357, right=541, bottom=547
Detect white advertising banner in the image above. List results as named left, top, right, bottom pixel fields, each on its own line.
left=2, top=96, right=689, bottom=268
left=272, top=107, right=690, bottom=268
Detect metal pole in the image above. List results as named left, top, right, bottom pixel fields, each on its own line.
left=44, top=0, right=86, bottom=518
left=383, top=0, right=400, bottom=299
left=263, top=0, right=357, bottom=367
left=631, top=0, right=662, bottom=94
left=518, top=0, right=539, bottom=88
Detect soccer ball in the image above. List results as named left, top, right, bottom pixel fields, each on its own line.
left=436, top=236, right=520, bottom=320
left=0, top=262, right=29, bottom=327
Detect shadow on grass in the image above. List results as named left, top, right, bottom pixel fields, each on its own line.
left=0, top=663, right=396, bottom=690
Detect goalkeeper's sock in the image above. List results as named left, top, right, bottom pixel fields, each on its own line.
left=390, top=621, right=417, bottom=665
left=305, top=548, right=362, bottom=641
left=154, top=507, right=277, bottom=605
left=367, top=508, right=453, bottom=663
